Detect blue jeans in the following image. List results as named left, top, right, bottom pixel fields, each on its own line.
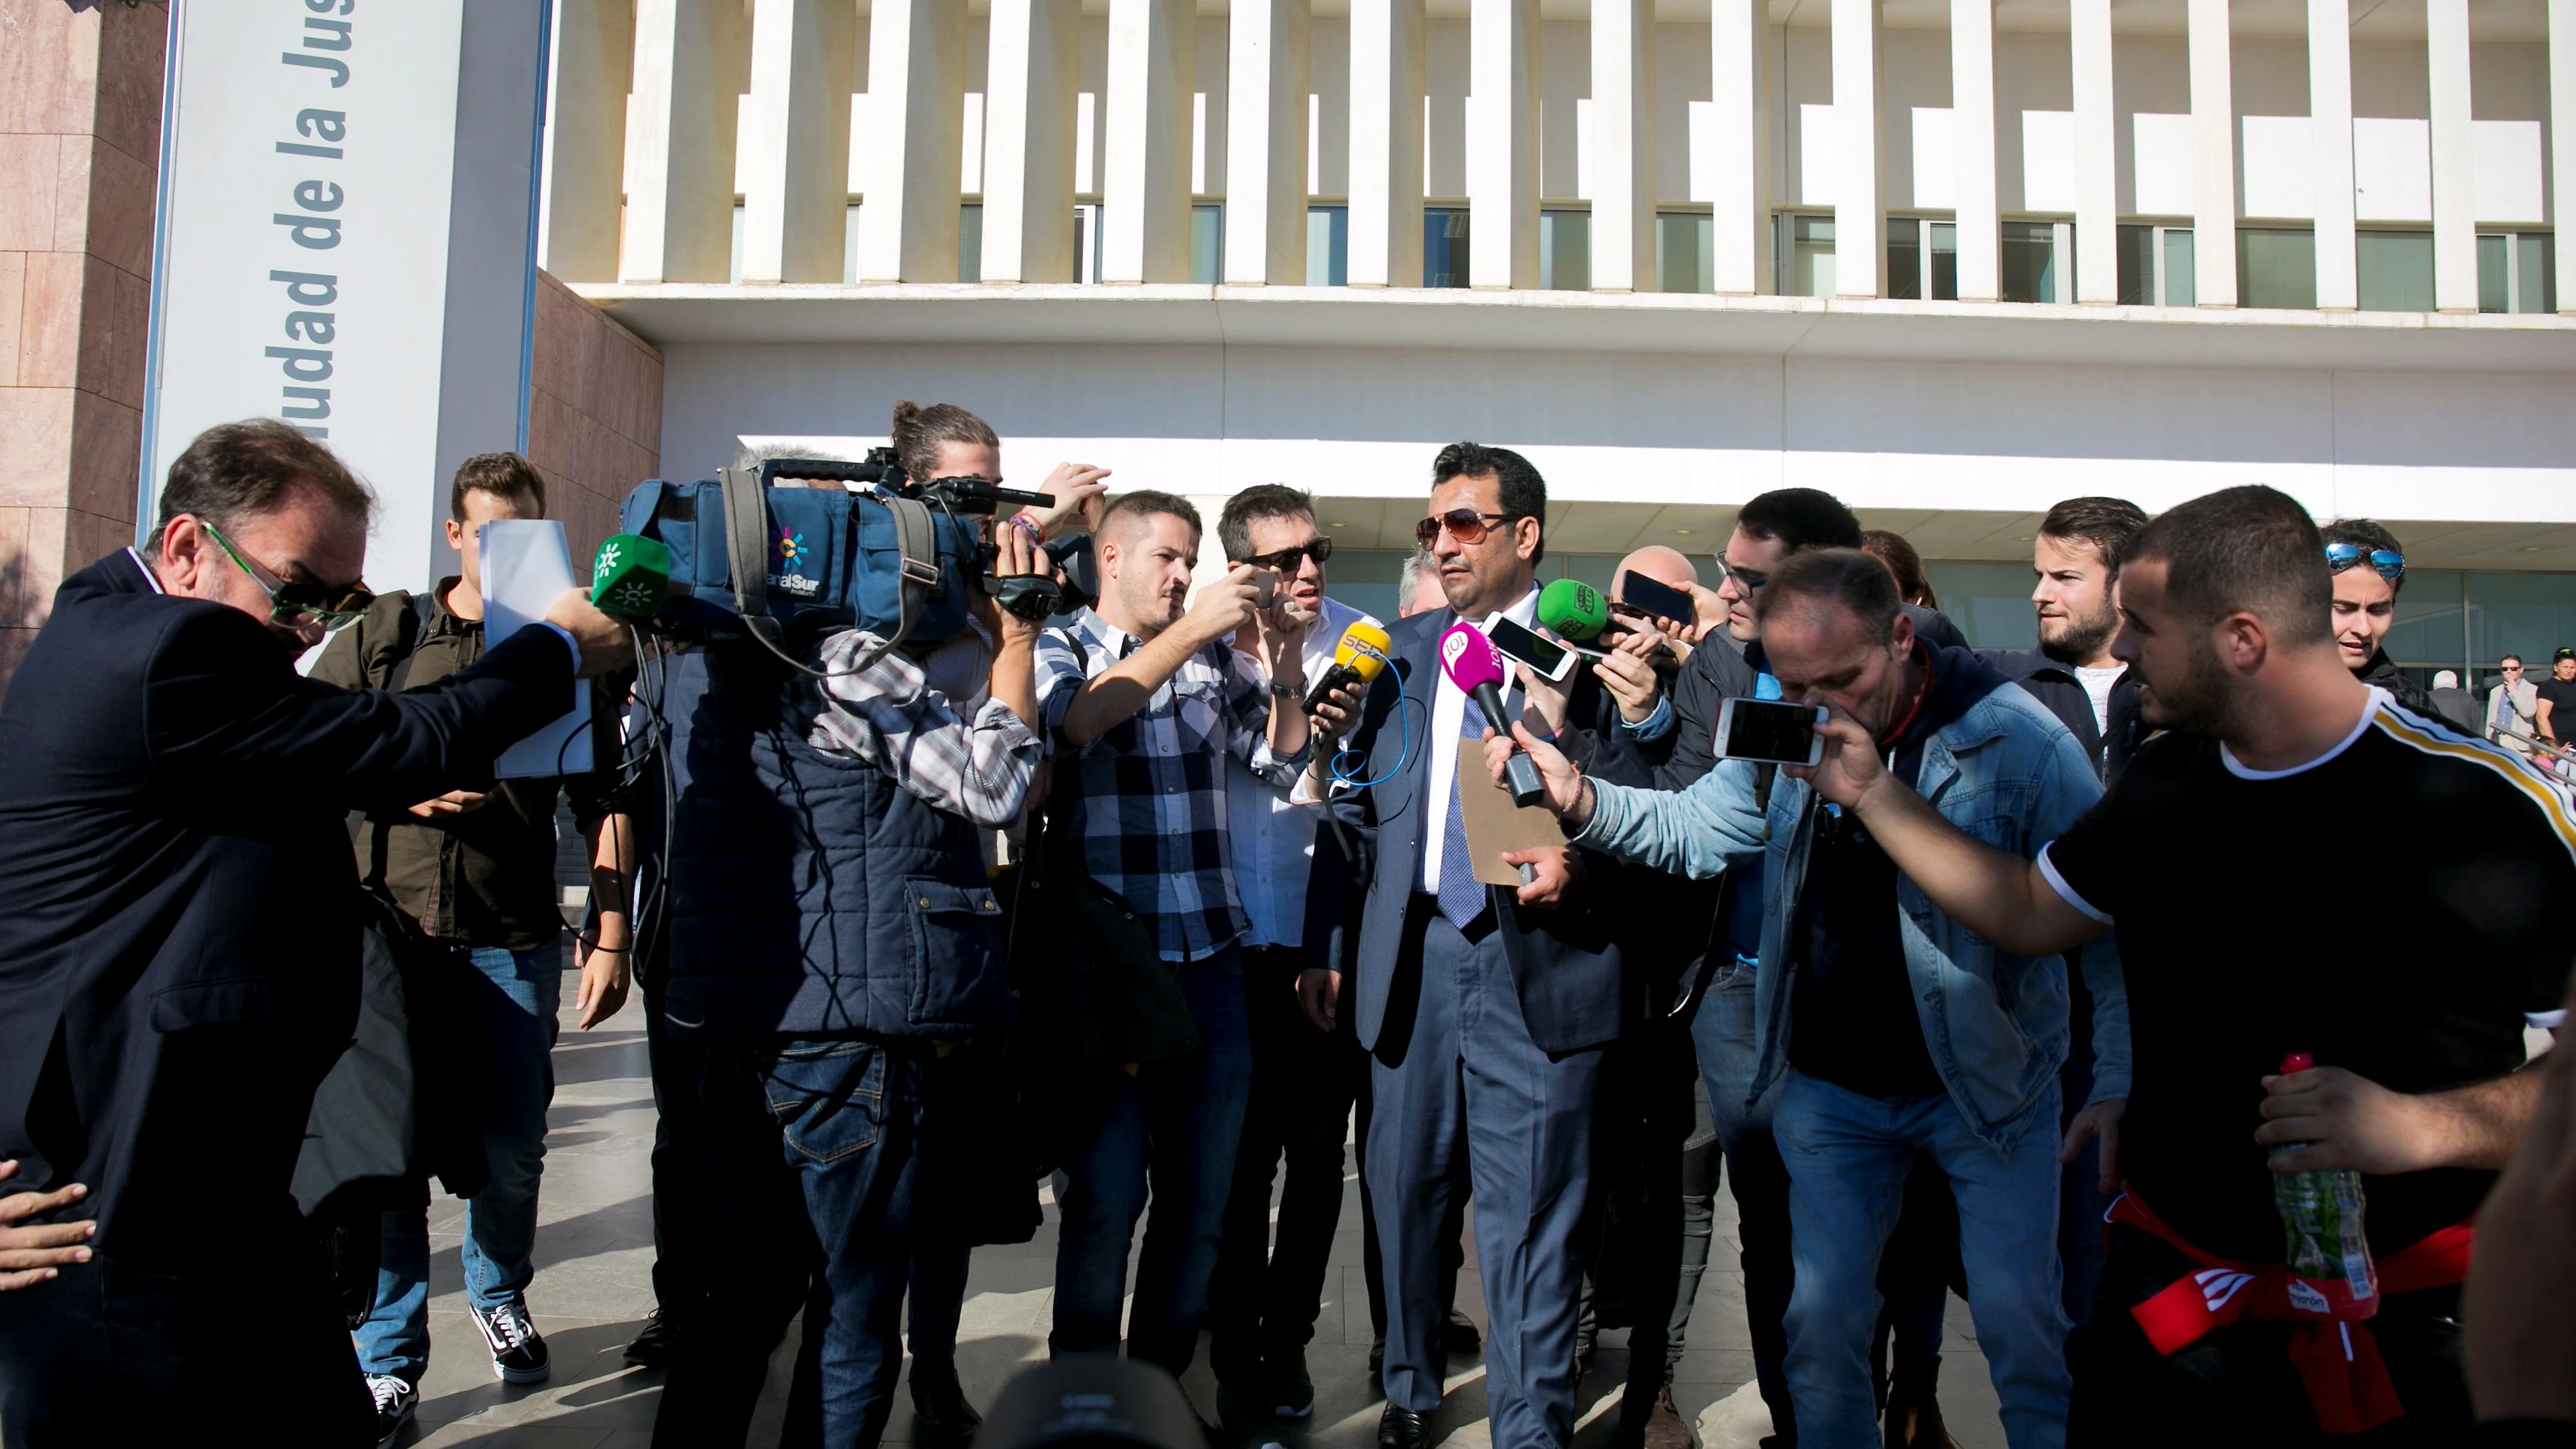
left=354, top=941, right=562, bottom=1381
left=1051, top=946, right=1253, bottom=1377
left=1773, top=1069, right=2071, bottom=1449
left=1689, top=957, right=1798, bottom=1443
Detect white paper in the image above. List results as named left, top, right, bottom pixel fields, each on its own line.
left=479, top=519, right=591, bottom=779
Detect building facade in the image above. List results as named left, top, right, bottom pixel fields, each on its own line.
left=545, top=0, right=2576, bottom=686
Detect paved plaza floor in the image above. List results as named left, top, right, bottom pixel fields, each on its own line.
left=391, top=991, right=2009, bottom=1448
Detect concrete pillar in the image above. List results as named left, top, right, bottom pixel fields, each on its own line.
left=1951, top=0, right=2000, bottom=301
left=624, top=0, right=750, bottom=283
left=1100, top=0, right=1195, bottom=282
left=1829, top=0, right=1883, bottom=297
left=742, top=0, right=857, bottom=284
left=984, top=0, right=1083, bottom=281
left=539, top=0, right=633, bottom=283
left=2186, top=0, right=2235, bottom=306
left=2308, top=0, right=2356, bottom=309
left=1224, top=0, right=1311, bottom=284
left=1590, top=0, right=1656, bottom=291
left=2556, top=0, right=2576, bottom=310
left=1347, top=0, right=1427, bottom=288
left=2069, top=0, right=2116, bottom=302
left=1468, top=0, right=1540, bottom=289
left=1709, top=0, right=1770, bottom=294
left=2427, top=0, right=2476, bottom=311
left=855, top=0, right=968, bottom=282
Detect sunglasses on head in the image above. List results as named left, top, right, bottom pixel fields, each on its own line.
left=1415, top=510, right=1512, bottom=547
left=1240, top=536, right=1335, bottom=572
left=2325, top=542, right=2405, bottom=580
left=201, top=520, right=374, bottom=629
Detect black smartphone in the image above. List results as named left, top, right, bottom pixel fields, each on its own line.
left=1487, top=616, right=1580, bottom=683
left=1616, top=570, right=1699, bottom=630
left=1715, top=698, right=1826, bottom=766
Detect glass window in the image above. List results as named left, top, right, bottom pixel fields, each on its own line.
left=2470, top=572, right=2576, bottom=668
left=958, top=203, right=984, bottom=283
left=2116, top=223, right=2154, bottom=304
left=1423, top=207, right=1470, bottom=287
left=2000, top=220, right=2058, bottom=303
left=1306, top=206, right=1348, bottom=286
left=2385, top=569, right=2465, bottom=673
left=843, top=203, right=862, bottom=283
left=2163, top=228, right=2196, bottom=305
left=2477, top=233, right=2511, bottom=313
left=1189, top=203, right=1222, bottom=284
left=1927, top=221, right=1957, bottom=300
left=2356, top=230, right=2432, bottom=311
left=730, top=201, right=746, bottom=284
left=1920, top=561, right=2039, bottom=649
left=2519, top=233, right=2556, bottom=313
left=1541, top=209, right=1591, bottom=290
left=1778, top=213, right=1834, bottom=297
left=1321, top=547, right=1409, bottom=623
left=1656, top=212, right=1714, bottom=294
left=2238, top=228, right=2317, bottom=310
left=1887, top=218, right=1921, bottom=300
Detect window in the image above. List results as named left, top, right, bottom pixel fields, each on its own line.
left=958, top=203, right=984, bottom=282
left=1190, top=204, right=1222, bottom=284
left=2116, top=223, right=2193, bottom=305
left=1424, top=206, right=1470, bottom=288
left=1886, top=217, right=1957, bottom=301
left=843, top=203, right=862, bottom=283
left=1656, top=211, right=1714, bottom=294
left=2357, top=230, right=2432, bottom=311
left=730, top=201, right=746, bottom=284
left=1305, top=206, right=1347, bottom=286
left=1919, top=562, right=2039, bottom=649
left=1075, top=204, right=1105, bottom=283
left=2000, top=220, right=2072, bottom=303
left=2237, top=228, right=2316, bottom=310
left=2478, top=231, right=2556, bottom=314
left=1775, top=212, right=1834, bottom=297
left=1540, top=209, right=1590, bottom=290
left=2471, top=571, right=2576, bottom=668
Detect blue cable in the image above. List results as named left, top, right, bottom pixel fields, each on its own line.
left=1327, top=642, right=1419, bottom=789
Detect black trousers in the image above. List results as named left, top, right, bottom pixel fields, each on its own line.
left=643, top=960, right=717, bottom=1322
left=2066, top=1225, right=2471, bottom=1448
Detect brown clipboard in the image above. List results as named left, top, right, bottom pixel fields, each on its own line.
left=1454, top=737, right=1568, bottom=886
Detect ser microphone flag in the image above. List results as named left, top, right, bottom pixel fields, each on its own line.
left=1440, top=622, right=1548, bottom=809
left=1304, top=619, right=1395, bottom=712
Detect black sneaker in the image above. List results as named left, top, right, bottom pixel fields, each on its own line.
left=1268, top=1348, right=1316, bottom=1421
left=367, top=1373, right=417, bottom=1448
left=910, top=1357, right=984, bottom=1443
left=471, top=1297, right=552, bottom=1384
left=625, top=1306, right=678, bottom=1368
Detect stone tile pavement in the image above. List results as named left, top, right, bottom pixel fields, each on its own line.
left=393, top=992, right=2007, bottom=1448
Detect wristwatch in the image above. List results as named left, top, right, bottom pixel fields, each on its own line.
left=1269, top=679, right=1305, bottom=700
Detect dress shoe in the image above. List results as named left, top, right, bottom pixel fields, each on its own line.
left=909, top=1358, right=983, bottom=1444
left=1881, top=1383, right=1956, bottom=1449
left=622, top=1306, right=678, bottom=1368
left=1377, top=1405, right=1432, bottom=1449
left=1636, top=1386, right=1698, bottom=1449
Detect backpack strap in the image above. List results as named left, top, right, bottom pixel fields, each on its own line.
left=846, top=494, right=943, bottom=672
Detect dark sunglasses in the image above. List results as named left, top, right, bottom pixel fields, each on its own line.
left=201, top=520, right=374, bottom=628
left=1240, top=536, right=1334, bottom=572
left=2325, top=542, right=2404, bottom=579
left=1415, top=510, right=1512, bottom=547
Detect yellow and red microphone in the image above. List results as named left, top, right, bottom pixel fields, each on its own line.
left=1302, top=619, right=1394, bottom=713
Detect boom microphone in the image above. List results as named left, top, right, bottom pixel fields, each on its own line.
left=1440, top=622, right=1548, bottom=809
left=1536, top=577, right=1610, bottom=643
left=1304, top=620, right=1395, bottom=713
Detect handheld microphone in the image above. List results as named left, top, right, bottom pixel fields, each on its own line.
left=1536, top=577, right=1610, bottom=643
left=1440, top=622, right=1548, bottom=809
left=1304, top=620, right=1395, bottom=713
left=591, top=533, right=675, bottom=619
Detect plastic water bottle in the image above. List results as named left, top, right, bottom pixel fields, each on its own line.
left=2270, top=1051, right=2380, bottom=1319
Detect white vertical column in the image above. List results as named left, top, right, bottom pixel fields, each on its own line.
left=1829, top=0, right=1884, bottom=297
left=742, top=0, right=858, bottom=284
left=2555, top=0, right=2576, bottom=310
left=1347, top=0, right=1427, bottom=287
left=1951, top=0, right=1999, bottom=300
left=2070, top=0, right=2116, bottom=302
left=984, top=0, right=1082, bottom=281
left=1590, top=0, right=1656, bottom=289
left=1710, top=0, right=1770, bottom=294
left=539, top=0, right=633, bottom=283
left=2427, top=0, right=2477, bottom=311
left=1101, top=0, right=1196, bottom=281
left=1469, top=0, right=1540, bottom=288
left=2308, top=0, right=2356, bottom=308
left=855, top=0, right=968, bottom=281
left=622, top=0, right=749, bottom=282
left=2187, top=0, right=2236, bottom=306
left=1224, top=0, right=1311, bottom=283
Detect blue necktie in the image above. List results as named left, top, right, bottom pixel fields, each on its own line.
left=1435, top=694, right=1489, bottom=931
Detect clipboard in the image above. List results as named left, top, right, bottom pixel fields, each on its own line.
left=1455, top=738, right=1568, bottom=886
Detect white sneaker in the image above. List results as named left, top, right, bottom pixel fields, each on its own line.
left=367, top=1373, right=417, bottom=1447
left=470, top=1297, right=553, bottom=1384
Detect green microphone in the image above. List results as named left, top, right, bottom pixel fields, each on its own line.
left=1536, top=577, right=1610, bottom=643
left=590, top=533, right=675, bottom=619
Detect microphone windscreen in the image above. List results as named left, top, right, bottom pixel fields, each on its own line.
left=592, top=533, right=675, bottom=619
left=1536, top=577, right=1609, bottom=641
left=1438, top=622, right=1506, bottom=694
left=1335, top=621, right=1395, bottom=682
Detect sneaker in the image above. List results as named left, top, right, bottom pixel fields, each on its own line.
left=367, top=1373, right=417, bottom=1448
left=470, top=1297, right=552, bottom=1384
left=910, top=1357, right=984, bottom=1443
left=624, top=1306, right=678, bottom=1368
left=1268, top=1349, right=1315, bottom=1421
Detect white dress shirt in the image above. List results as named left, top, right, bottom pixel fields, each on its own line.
left=1229, top=594, right=1376, bottom=950
left=1418, top=585, right=1539, bottom=894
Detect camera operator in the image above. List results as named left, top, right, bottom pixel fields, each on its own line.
left=645, top=405, right=1053, bottom=1449
left=0, top=420, right=630, bottom=1444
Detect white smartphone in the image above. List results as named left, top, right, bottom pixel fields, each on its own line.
left=1715, top=697, right=1828, bottom=766
left=1487, top=616, right=1581, bottom=683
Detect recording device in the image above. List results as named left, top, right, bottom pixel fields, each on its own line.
left=1715, top=697, right=1828, bottom=766
left=1616, top=569, right=1698, bottom=631
left=1536, top=578, right=1610, bottom=646
left=986, top=532, right=1100, bottom=622
left=1487, top=614, right=1580, bottom=683
left=1303, top=619, right=1395, bottom=713
left=976, top=1357, right=1205, bottom=1449
left=1250, top=569, right=1277, bottom=610
left=1441, top=622, right=1548, bottom=808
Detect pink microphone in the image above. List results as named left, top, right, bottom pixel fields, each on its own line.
left=1440, top=622, right=1547, bottom=808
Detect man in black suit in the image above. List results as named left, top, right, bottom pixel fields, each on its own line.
left=1318, top=443, right=1647, bottom=1449
left=0, top=420, right=628, bottom=1445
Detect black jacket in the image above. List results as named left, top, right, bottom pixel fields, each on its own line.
left=2357, top=650, right=2441, bottom=720
left=1984, top=649, right=2145, bottom=784
left=0, top=550, right=577, bottom=1262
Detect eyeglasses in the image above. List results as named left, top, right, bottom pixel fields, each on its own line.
left=2325, top=542, right=2405, bottom=579
left=200, top=520, right=374, bottom=629
left=1240, top=536, right=1335, bottom=573
left=1415, top=510, right=1512, bottom=548
left=1710, top=556, right=1768, bottom=593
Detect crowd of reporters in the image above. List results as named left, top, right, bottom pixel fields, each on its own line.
left=0, top=408, right=2572, bottom=1449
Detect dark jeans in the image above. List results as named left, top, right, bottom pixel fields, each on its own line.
left=643, top=958, right=715, bottom=1322
left=1208, top=944, right=1368, bottom=1381
left=1051, top=946, right=1254, bottom=1377
left=1689, top=957, right=1799, bottom=1445
left=653, top=1035, right=929, bottom=1449
left=1574, top=1015, right=1700, bottom=1436
left=2055, top=1052, right=2114, bottom=1331
left=2066, top=1226, right=2470, bottom=1448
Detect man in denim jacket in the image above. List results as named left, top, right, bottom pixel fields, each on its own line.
left=1490, top=549, right=2129, bottom=1449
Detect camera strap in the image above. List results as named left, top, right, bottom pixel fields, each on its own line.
left=718, top=465, right=781, bottom=647
left=847, top=493, right=942, bottom=672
